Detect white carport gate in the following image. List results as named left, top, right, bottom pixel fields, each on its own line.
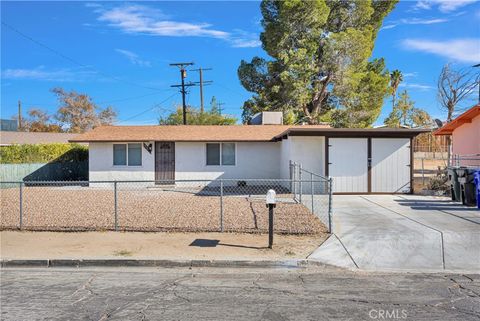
left=328, top=137, right=411, bottom=194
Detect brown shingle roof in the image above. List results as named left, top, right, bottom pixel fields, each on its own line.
left=0, top=131, right=81, bottom=146
left=69, top=125, right=331, bottom=142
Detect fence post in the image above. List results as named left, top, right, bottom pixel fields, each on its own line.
left=299, top=164, right=302, bottom=203
left=291, top=162, right=296, bottom=198
left=311, top=173, right=314, bottom=213
left=19, top=182, right=23, bottom=230
left=328, top=177, right=333, bottom=233
left=114, top=181, right=118, bottom=231
left=289, top=160, right=293, bottom=194
left=220, top=180, right=224, bottom=232
left=421, top=158, right=425, bottom=185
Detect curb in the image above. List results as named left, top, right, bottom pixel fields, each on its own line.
left=0, top=259, right=324, bottom=269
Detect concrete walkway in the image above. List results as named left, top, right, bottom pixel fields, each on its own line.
left=309, top=195, right=480, bottom=272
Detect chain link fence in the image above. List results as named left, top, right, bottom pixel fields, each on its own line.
left=1, top=175, right=332, bottom=234
left=413, top=153, right=480, bottom=194
left=290, top=161, right=332, bottom=232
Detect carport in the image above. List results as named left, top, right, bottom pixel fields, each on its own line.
left=276, top=128, right=428, bottom=194
left=309, top=195, right=480, bottom=271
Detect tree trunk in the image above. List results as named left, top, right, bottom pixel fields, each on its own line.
left=447, top=102, right=454, bottom=122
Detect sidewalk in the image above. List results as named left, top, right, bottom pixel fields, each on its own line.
left=0, top=231, right=328, bottom=261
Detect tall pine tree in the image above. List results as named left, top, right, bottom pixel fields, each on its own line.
left=238, top=0, right=397, bottom=127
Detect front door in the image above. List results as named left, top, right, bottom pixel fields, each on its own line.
left=155, top=142, right=175, bottom=183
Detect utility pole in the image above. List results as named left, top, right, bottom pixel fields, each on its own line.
left=17, top=100, right=22, bottom=129
left=191, top=67, right=212, bottom=113
left=217, top=102, right=225, bottom=115
left=170, top=62, right=195, bottom=125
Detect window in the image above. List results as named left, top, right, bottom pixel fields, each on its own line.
left=128, top=143, right=142, bottom=166
left=113, top=143, right=142, bottom=166
left=206, top=143, right=220, bottom=165
left=113, top=144, right=126, bottom=166
left=221, top=143, right=235, bottom=165
left=206, top=143, right=235, bottom=166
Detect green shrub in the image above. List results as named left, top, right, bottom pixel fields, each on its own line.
left=0, top=143, right=88, bottom=164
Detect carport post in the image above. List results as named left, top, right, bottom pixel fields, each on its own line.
left=19, top=182, right=23, bottom=230
left=328, top=177, right=333, bottom=233
left=220, top=180, right=224, bottom=232
left=114, top=181, right=118, bottom=231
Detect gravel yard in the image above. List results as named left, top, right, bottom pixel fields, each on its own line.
left=0, top=185, right=326, bottom=234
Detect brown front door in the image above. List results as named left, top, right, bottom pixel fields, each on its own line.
left=155, top=142, right=175, bottom=183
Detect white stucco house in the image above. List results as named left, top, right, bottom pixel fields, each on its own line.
left=70, top=123, right=427, bottom=194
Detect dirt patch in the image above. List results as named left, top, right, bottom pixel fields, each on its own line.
left=413, top=158, right=448, bottom=194
left=1, top=186, right=326, bottom=234
left=0, top=231, right=329, bottom=260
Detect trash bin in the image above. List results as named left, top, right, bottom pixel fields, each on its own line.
left=474, top=170, right=480, bottom=209
left=447, top=167, right=461, bottom=201
left=457, top=168, right=477, bottom=206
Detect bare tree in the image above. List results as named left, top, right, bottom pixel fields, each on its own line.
left=20, top=108, right=63, bottom=132
left=437, top=64, right=479, bottom=122
left=52, top=87, right=117, bottom=133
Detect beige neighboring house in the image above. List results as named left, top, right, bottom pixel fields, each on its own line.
left=0, top=131, right=81, bottom=146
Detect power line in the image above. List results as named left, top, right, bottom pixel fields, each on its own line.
left=19, top=89, right=177, bottom=108
left=212, top=82, right=246, bottom=98
left=117, top=92, right=178, bottom=124
left=97, top=90, right=177, bottom=104
left=1, top=21, right=165, bottom=92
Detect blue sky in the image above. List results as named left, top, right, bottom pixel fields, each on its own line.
left=1, top=0, right=479, bottom=126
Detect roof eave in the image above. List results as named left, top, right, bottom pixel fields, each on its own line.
left=69, top=139, right=275, bottom=143
left=274, top=128, right=430, bottom=140
left=433, top=106, right=480, bottom=136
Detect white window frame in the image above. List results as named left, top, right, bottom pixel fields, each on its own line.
left=113, top=143, right=143, bottom=167
left=205, top=142, right=236, bottom=166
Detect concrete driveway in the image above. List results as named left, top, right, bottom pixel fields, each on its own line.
left=310, top=195, right=480, bottom=272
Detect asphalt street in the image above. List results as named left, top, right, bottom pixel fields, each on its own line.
left=1, top=267, right=479, bottom=321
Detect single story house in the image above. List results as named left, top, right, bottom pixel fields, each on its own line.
left=70, top=124, right=427, bottom=194
left=434, top=104, right=480, bottom=166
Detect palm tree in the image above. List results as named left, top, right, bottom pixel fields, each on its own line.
left=390, top=70, right=403, bottom=110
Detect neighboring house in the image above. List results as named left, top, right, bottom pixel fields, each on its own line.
left=0, top=119, right=18, bottom=132
left=434, top=104, right=480, bottom=166
left=0, top=131, right=80, bottom=146
left=0, top=131, right=88, bottom=182
left=70, top=123, right=427, bottom=194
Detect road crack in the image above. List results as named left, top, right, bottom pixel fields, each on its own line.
left=71, top=274, right=97, bottom=305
